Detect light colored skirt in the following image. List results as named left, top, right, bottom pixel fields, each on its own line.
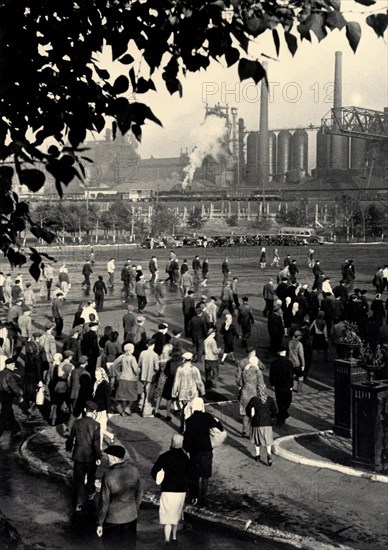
left=250, top=426, right=273, bottom=447
left=159, top=492, right=186, bottom=525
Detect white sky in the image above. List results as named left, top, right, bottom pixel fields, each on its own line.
left=99, top=1, right=388, bottom=160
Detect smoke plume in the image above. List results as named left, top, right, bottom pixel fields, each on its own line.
left=182, top=114, right=230, bottom=189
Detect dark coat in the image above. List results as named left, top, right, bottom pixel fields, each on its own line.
left=182, top=296, right=195, bottom=317
left=94, top=380, right=111, bottom=412
left=152, top=331, right=171, bottom=356
left=276, top=282, right=288, bottom=303
left=189, top=315, right=208, bottom=340
left=65, top=416, right=101, bottom=462
left=269, top=357, right=294, bottom=389
left=267, top=312, right=284, bottom=338
left=151, top=448, right=190, bottom=493
left=97, top=460, right=143, bottom=526
left=246, top=396, right=278, bottom=427
left=183, top=411, right=223, bottom=454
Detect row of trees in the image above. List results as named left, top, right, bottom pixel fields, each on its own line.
left=28, top=202, right=206, bottom=241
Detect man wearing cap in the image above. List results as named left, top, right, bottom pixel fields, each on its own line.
left=97, top=445, right=143, bottom=548
left=0, top=357, right=23, bottom=437
left=262, top=279, right=274, bottom=317
left=170, top=329, right=183, bottom=355
left=344, top=259, right=356, bottom=293
left=238, top=297, right=255, bottom=349
left=152, top=324, right=171, bottom=356
left=288, top=259, right=299, bottom=285
left=122, top=305, right=136, bottom=342
left=269, top=348, right=294, bottom=425
left=204, top=328, right=221, bottom=389
left=52, top=292, right=65, bottom=338
left=66, top=400, right=101, bottom=511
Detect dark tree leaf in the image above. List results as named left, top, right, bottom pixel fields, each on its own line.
left=0, top=166, right=14, bottom=191
left=272, top=29, right=280, bottom=56
left=48, top=145, right=60, bottom=158
left=355, top=0, right=375, bottom=5
left=366, top=13, right=388, bottom=37
left=30, top=225, right=56, bottom=243
left=224, top=47, right=240, bottom=67
left=284, top=32, right=298, bottom=56
left=346, top=21, right=361, bottom=52
left=119, top=53, right=134, bottom=64
left=7, top=248, right=26, bottom=268
left=113, top=75, right=129, bottom=94
left=68, top=126, right=87, bottom=148
left=132, top=124, right=142, bottom=142
left=326, top=11, right=347, bottom=30
left=0, top=194, right=15, bottom=215
left=135, top=77, right=156, bottom=94
left=20, top=168, right=45, bottom=192
left=94, top=66, right=110, bottom=80
left=238, top=59, right=266, bottom=84
left=29, top=261, right=41, bottom=281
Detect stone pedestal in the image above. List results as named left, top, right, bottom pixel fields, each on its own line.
left=334, top=359, right=368, bottom=437
left=351, top=381, right=388, bottom=472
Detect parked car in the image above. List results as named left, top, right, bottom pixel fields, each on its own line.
left=164, top=236, right=183, bottom=248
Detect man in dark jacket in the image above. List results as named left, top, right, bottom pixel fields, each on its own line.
left=276, top=277, right=289, bottom=305
left=82, top=261, right=93, bottom=289
left=121, top=263, right=131, bottom=302
left=66, top=400, right=101, bottom=511
left=269, top=349, right=294, bottom=424
left=288, top=259, right=299, bottom=284
left=81, top=322, right=100, bottom=379
left=52, top=293, right=64, bottom=338
left=238, top=296, right=255, bottom=348
left=188, top=309, right=208, bottom=363
left=182, top=290, right=195, bottom=337
left=267, top=302, right=284, bottom=352
left=192, top=255, right=201, bottom=286
left=0, top=357, right=23, bottom=437
left=122, top=305, right=136, bottom=341
left=152, top=323, right=171, bottom=356
left=333, top=280, right=349, bottom=304
left=262, top=279, right=274, bottom=317
left=312, top=260, right=323, bottom=292
left=97, top=445, right=143, bottom=548
left=183, top=397, right=224, bottom=506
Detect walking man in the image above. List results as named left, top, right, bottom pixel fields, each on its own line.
left=97, top=445, right=143, bottom=549
left=0, top=357, right=23, bottom=438
left=107, top=258, right=116, bottom=288
left=66, top=400, right=101, bottom=511
left=269, top=348, right=294, bottom=425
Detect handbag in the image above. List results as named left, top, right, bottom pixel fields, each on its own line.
left=210, top=424, right=227, bottom=448
left=156, top=469, right=165, bottom=486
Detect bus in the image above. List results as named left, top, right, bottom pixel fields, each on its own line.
left=278, top=227, right=325, bottom=245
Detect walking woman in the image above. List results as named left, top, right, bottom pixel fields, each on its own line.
left=271, top=248, right=280, bottom=268
left=310, top=311, right=328, bottom=361
left=237, top=355, right=264, bottom=438
left=151, top=434, right=190, bottom=546
left=93, top=366, right=114, bottom=447
left=110, top=343, right=139, bottom=416
left=220, top=313, right=239, bottom=364
left=246, top=383, right=277, bottom=465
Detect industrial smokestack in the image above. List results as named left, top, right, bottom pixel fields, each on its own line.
left=238, top=117, right=245, bottom=186
left=258, top=62, right=269, bottom=192
left=331, top=51, right=349, bottom=169
left=333, top=51, right=342, bottom=111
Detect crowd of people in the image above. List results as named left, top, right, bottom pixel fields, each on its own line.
left=0, top=248, right=388, bottom=548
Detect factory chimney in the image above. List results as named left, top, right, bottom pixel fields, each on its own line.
left=330, top=51, right=349, bottom=169
left=238, top=117, right=245, bottom=186
left=258, top=62, right=269, bottom=197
